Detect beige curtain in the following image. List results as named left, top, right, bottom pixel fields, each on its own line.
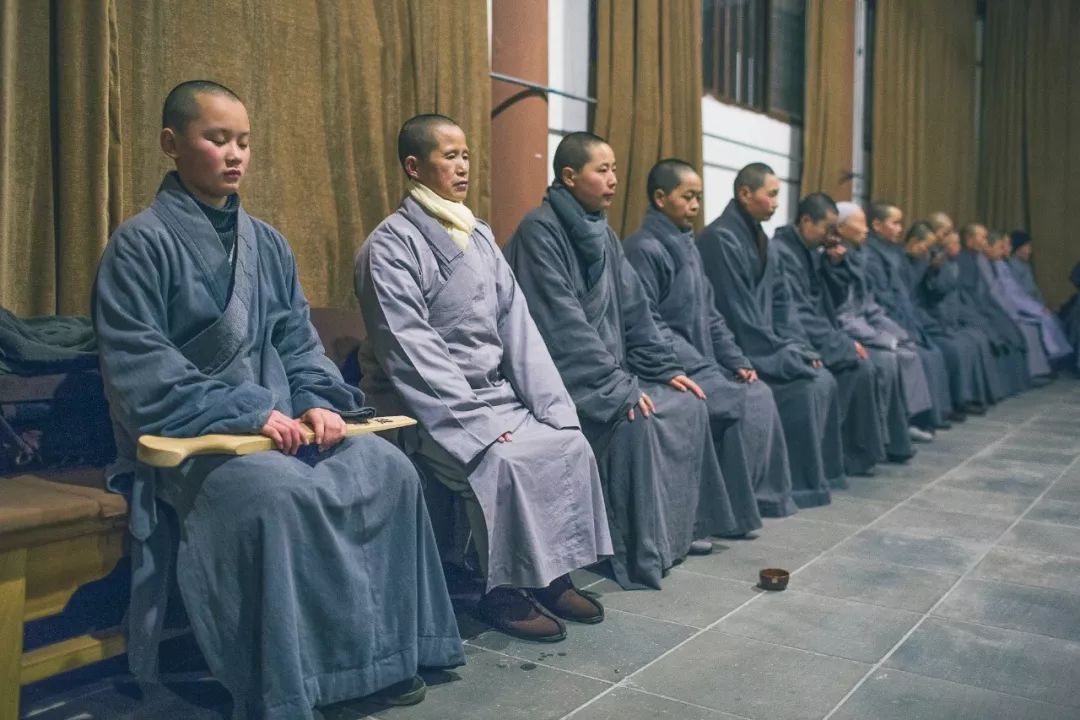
left=977, top=0, right=1027, bottom=232
left=979, top=0, right=1080, bottom=308
left=1024, top=0, right=1080, bottom=308
left=593, top=0, right=704, bottom=238
left=1, top=0, right=490, bottom=316
left=801, top=0, right=855, bottom=200
left=872, top=0, right=977, bottom=223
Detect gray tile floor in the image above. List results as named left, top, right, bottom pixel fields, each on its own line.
left=21, top=378, right=1080, bottom=720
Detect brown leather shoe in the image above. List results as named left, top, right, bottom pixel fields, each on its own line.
left=533, top=574, right=605, bottom=625
left=477, top=587, right=566, bottom=642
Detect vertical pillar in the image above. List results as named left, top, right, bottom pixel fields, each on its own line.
left=490, top=0, right=548, bottom=244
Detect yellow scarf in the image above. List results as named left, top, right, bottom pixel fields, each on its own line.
left=408, top=180, right=476, bottom=251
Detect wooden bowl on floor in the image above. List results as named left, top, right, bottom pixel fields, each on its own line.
left=758, top=568, right=790, bottom=591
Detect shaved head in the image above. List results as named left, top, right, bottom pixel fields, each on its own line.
left=733, top=162, right=775, bottom=196
left=553, top=131, right=608, bottom=180
left=162, top=80, right=243, bottom=132
left=646, top=158, right=697, bottom=207
left=397, top=113, right=460, bottom=171
left=869, top=201, right=898, bottom=225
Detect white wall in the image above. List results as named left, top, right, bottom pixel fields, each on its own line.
left=701, top=97, right=803, bottom=235
left=547, top=0, right=591, bottom=184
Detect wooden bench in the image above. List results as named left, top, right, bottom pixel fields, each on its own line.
left=0, top=465, right=127, bottom=719
left=1, top=308, right=367, bottom=718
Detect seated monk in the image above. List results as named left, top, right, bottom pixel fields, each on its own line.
left=504, top=132, right=738, bottom=590
left=624, top=158, right=796, bottom=520
left=355, top=115, right=612, bottom=642
left=92, top=81, right=464, bottom=720
left=828, top=201, right=937, bottom=440
left=771, top=193, right=898, bottom=472
left=697, top=163, right=846, bottom=506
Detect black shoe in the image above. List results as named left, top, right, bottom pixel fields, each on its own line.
left=947, top=410, right=967, bottom=422
left=964, top=403, right=987, bottom=415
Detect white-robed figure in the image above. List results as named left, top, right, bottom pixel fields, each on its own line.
left=93, top=82, right=464, bottom=720
left=355, top=115, right=612, bottom=643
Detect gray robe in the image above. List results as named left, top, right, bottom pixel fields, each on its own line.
left=505, top=189, right=735, bottom=590
left=355, top=196, right=612, bottom=592
left=625, top=207, right=795, bottom=519
left=1007, top=256, right=1046, bottom=305
left=992, top=259, right=1072, bottom=360
left=1060, top=263, right=1080, bottom=373
left=92, top=173, right=464, bottom=720
left=827, top=242, right=933, bottom=419
left=957, top=249, right=1043, bottom=386
left=861, top=234, right=957, bottom=422
left=911, top=254, right=1003, bottom=404
left=697, top=200, right=844, bottom=507
left=772, top=226, right=904, bottom=468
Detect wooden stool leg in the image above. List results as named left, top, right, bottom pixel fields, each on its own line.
left=0, top=548, right=28, bottom=720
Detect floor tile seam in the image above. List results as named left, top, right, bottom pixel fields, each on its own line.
left=616, top=685, right=758, bottom=720
left=720, top=584, right=926, bottom=620
left=927, top=605, right=1080, bottom=646
left=856, top=665, right=1079, bottom=711
left=458, top=642, right=617, bottom=685
left=600, top=605, right=708, bottom=631
left=704, top=627, right=874, bottom=666
left=866, top=661, right=1080, bottom=711
left=980, top=541, right=1080, bottom=565
left=955, top=571, right=1080, bottom=599
left=820, top=411, right=1080, bottom=719
left=824, top=548, right=981, bottom=576
left=566, top=403, right=1060, bottom=720
left=1013, top=515, right=1080, bottom=533
left=558, top=543, right=807, bottom=719
left=742, top=581, right=949, bottom=617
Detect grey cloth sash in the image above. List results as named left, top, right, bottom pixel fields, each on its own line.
left=548, top=184, right=609, bottom=289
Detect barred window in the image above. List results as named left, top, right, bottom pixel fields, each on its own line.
left=703, top=0, right=805, bottom=124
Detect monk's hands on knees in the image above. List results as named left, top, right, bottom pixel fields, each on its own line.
left=669, top=374, right=706, bottom=400
left=261, top=409, right=307, bottom=455
left=627, top=392, right=656, bottom=421
left=495, top=431, right=513, bottom=443
left=301, top=408, right=348, bottom=452
left=736, top=367, right=758, bottom=383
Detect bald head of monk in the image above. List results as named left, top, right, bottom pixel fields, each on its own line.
left=159, top=80, right=249, bottom=208
left=398, top=114, right=470, bottom=202
left=554, top=132, right=618, bottom=214
left=733, top=162, right=780, bottom=223
left=647, top=158, right=702, bottom=230
left=869, top=201, right=904, bottom=244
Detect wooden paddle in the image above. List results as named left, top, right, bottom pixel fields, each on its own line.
left=137, top=415, right=417, bottom=468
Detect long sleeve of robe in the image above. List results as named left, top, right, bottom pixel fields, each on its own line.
left=625, top=209, right=794, bottom=519
left=356, top=198, right=611, bottom=591
left=696, top=200, right=845, bottom=506
left=695, top=204, right=818, bottom=381
left=94, top=173, right=463, bottom=720
left=773, top=228, right=859, bottom=370
left=506, top=197, right=730, bottom=588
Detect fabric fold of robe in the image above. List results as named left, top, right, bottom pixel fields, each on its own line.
left=772, top=226, right=899, bottom=470
left=697, top=200, right=844, bottom=507
left=93, top=173, right=464, bottom=720
left=355, top=195, right=612, bottom=592
left=625, top=206, right=795, bottom=519
left=861, top=233, right=956, bottom=424
left=505, top=191, right=732, bottom=589
left=826, top=242, right=933, bottom=420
